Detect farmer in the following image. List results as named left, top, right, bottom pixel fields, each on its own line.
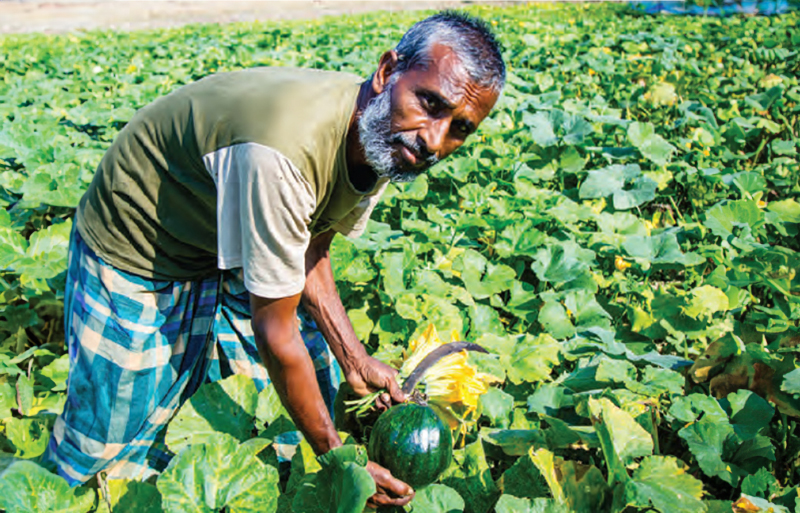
left=46, top=10, right=504, bottom=507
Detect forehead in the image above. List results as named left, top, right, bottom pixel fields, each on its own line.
left=400, top=42, right=499, bottom=123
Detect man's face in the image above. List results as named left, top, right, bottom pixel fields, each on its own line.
left=359, top=43, right=499, bottom=182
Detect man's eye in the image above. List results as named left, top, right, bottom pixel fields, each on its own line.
left=453, top=122, right=470, bottom=138
left=422, top=94, right=440, bottom=111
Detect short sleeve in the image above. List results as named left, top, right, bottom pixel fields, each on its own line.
left=331, top=178, right=389, bottom=238
left=203, top=143, right=317, bottom=298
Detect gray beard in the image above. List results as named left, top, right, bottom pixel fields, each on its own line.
left=357, top=83, right=438, bottom=183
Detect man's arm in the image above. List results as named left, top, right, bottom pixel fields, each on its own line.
left=301, top=230, right=405, bottom=407
left=250, top=293, right=342, bottom=455
left=250, top=280, right=414, bottom=507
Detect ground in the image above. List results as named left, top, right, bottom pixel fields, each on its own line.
left=0, top=0, right=520, bottom=34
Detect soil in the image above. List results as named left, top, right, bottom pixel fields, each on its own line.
left=0, top=0, right=522, bottom=35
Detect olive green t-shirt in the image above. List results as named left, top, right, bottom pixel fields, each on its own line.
left=77, top=67, right=388, bottom=297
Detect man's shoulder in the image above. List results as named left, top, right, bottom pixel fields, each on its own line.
left=196, top=67, right=362, bottom=196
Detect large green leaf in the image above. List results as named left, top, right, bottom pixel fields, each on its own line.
left=158, top=434, right=278, bottom=513
left=531, top=241, right=596, bottom=288
left=441, top=440, right=501, bottom=513
left=0, top=460, right=95, bottom=513
left=589, top=398, right=653, bottom=484
left=292, top=445, right=375, bottom=513
left=579, top=164, right=656, bottom=210
left=678, top=420, right=740, bottom=485
left=627, top=121, right=676, bottom=166
left=165, top=375, right=259, bottom=453
left=4, top=417, right=50, bottom=459
left=494, top=495, right=569, bottom=513
left=452, top=249, right=516, bottom=300
left=622, top=232, right=704, bottom=268
left=476, top=333, right=560, bottom=385
left=622, top=456, right=707, bottom=513
left=411, top=484, right=466, bottom=513
left=103, top=479, right=163, bottom=513
left=704, top=200, right=764, bottom=240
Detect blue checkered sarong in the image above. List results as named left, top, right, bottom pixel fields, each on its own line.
left=45, top=228, right=341, bottom=484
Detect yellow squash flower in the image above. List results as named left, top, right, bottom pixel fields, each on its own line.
left=400, top=325, right=500, bottom=431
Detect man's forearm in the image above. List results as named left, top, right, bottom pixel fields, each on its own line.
left=251, top=295, right=342, bottom=455
left=302, top=231, right=368, bottom=376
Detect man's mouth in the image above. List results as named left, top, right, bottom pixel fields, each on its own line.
left=399, top=144, right=420, bottom=166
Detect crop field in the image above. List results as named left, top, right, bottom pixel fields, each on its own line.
left=0, top=2, right=799, bottom=512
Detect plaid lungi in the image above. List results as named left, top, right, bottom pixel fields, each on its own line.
left=45, top=228, right=341, bottom=485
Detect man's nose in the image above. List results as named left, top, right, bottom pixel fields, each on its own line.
left=419, top=118, right=449, bottom=158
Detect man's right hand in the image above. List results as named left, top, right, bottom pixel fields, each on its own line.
left=366, top=461, right=414, bottom=508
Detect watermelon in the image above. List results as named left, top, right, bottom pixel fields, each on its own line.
left=367, top=402, right=453, bottom=489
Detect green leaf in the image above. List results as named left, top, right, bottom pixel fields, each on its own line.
left=158, top=434, right=278, bottom=513
left=595, top=358, right=636, bottom=384
left=498, top=449, right=548, bottom=499
left=558, top=461, right=610, bottom=513
left=15, top=374, right=33, bottom=416
left=670, top=394, right=730, bottom=425
left=741, top=468, right=779, bottom=498
left=494, top=220, right=547, bottom=259
left=495, top=495, right=568, bottom=513
left=441, top=440, right=501, bottom=513
left=772, top=139, right=797, bottom=156
left=482, top=429, right=546, bottom=457
left=579, top=164, right=656, bottom=210
left=39, top=353, right=69, bottom=392
left=678, top=419, right=739, bottom=485
left=256, top=385, right=289, bottom=426
left=5, top=417, right=50, bottom=459
left=531, top=241, right=596, bottom=288
left=627, top=122, right=676, bottom=166
left=524, top=112, right=558, bottom=147
left=684, top=285, right=729, bottom=319
left=0, top=460, right=95, bottom=513
left=625, top=366, right=684, bottom=397
left=529, top=449, right=565, bottom=504
left=165, top=375, right=258, bottom=453
left=103, top=479, right=163, bottom=513
left=292, top=445, right=375, bottom=513
left=725, top=389, right=774, bottom=441
left=623, top=456, right=707, bottom=513
left=623, top=232, right=704, bottom=268
left=704, top=200, right=764, bottom=240
left=589, top=397, right=653, bottom=484
left=767, top=198, right=800, bottom=223
left=538, top=298, right=576, bottom=340
left=411, top=484, right=466, bottom=513
left=452, top=249, right=516, bottom=300
left=781, top=368, right=800, bottom=394
left=0, top=382, right=16, bottom=419
left=479, top=387, right=514, bottom=428
left=478, top=333, right=560, bottom=385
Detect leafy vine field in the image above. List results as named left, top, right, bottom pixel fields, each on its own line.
left=0, top=3, right=799, bottom=512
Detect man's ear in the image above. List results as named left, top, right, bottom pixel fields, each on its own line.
left=372, top=50, right=400, bottom=95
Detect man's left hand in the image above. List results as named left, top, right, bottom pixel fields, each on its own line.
left=345, top=355, right=406, bottom=410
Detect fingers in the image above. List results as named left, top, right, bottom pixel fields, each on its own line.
left=375, top=392, right=392, bottom=411
left=384, top=373, right=407, bottom=404
left=367, top=491, right=414, bottom=508
left=367, top=461, right=415, bottom=504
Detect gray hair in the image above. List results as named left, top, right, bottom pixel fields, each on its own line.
left=394, top=11, right=506, bottom=94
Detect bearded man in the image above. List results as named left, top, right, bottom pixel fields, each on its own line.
left=46, top=10, right=504, bottom=507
